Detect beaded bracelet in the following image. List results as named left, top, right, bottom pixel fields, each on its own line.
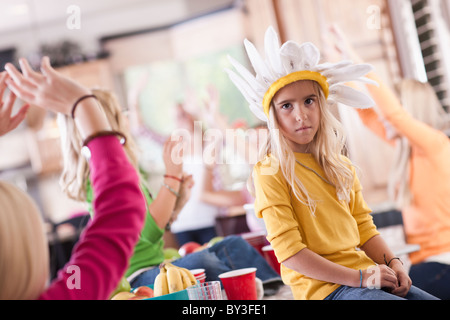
left=71, top=94, right=98, bottom=119
left=162, top=183, right=180, bottom=198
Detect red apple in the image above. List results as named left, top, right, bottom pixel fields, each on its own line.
left=132, top=286, right=154, bottom=298
left=193, top=243, right=208, bottom=252
left=178, top=241, right=201, bottom=257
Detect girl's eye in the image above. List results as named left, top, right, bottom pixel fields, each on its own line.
left=281, top=103, right=292, bottom=109
left=305, top=98, right=314, bottom=105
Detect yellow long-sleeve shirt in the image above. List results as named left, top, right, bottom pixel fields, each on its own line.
left=253, top=153, right=379, bottom=300
left=357, top=73, right=450, bottom=264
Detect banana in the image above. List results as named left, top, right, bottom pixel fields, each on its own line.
left=165, top=262, right=198, bottom=287
left=179, top=268, right=197, bottom=287
left=153, top=264, right=169, bottom=297
left=178, top=268, right=195, bottom=289
left=159, top=262, right=198, bottom=291
left=166, top=266, right=184, bottom=293
left=164, top=262, right=176, bottom=269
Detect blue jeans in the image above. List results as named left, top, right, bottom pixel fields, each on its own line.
left=173, top=226, right=217, bottom=246
left=324, top=285, right=439, bottom=300
left=130, top=235, right=281, bottom=288
left=409, top=262, right=450, bottom=300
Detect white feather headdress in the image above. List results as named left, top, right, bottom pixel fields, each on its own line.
left=226, top=26, right=377, bottom=121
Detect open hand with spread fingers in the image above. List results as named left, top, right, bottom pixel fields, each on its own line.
left=0, top=71, right=29, bottom=136
left=5, top=57, right=111, bottom=139
left=5, top=57, right=91, bottom=116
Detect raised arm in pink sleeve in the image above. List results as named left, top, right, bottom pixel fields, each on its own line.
left=38, top=135, right=146, bottom=300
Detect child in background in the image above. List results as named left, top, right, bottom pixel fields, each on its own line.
left=57, top=87, right=282, bottom=293
left=127, top=76, right=222, bottom=246
left=226, top=26, right=438, bottom=300
left=1, top=57, right=146, bottom=299
left=327, top=25, right=450, bottom=299
left=57, top=88, right=194, bottom=281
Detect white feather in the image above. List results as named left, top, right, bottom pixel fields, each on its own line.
left=249, top=103, right=268, bottom=122
left=299, top=42, right=321, bottom=69
left=225, top=69, right=259, bottom=104
left=226, top=26, right=378, bottom=119
left=244, top=39, right=275, bottom=84
left=325, top=64, right=373, bottom=84
left=264, top=27, right=284, bottom=77
left=280, top=41, right=321, bottom=73
left=356, top=77, right=379, bottom=86
left=314, top=60, right=353, bottom=73
left=328, top=84, right=375, bottom=108
left=225, top=69, right=267, bottom=121
left=279, top=41, right=305, bottom=73
left=228, top=55, right=266, bottom=94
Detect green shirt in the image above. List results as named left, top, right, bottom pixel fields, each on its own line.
left=86, top=179, right=165, bottom=278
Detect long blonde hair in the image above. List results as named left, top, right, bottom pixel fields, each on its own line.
left=249, top=80, right=354, bottom=214
left=389, top=79, right=450, bottom=208
left=0, top=182, right=49, bottom=299
left=58, top=88, right=142, bottom=201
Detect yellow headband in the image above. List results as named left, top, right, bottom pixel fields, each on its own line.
left=262, top=70, right=329, bottom=117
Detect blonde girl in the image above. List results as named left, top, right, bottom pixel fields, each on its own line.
left=0, top=182, right=49, bottom=299
left=227, top=26, right=438, bottom=300
left=388, top=79, right=450, bottom=210
left=0, top=71, right=45, bottom=299
left=2, top=57, right=146, bottom=299
left=58, top=88, right=142, bottom=203
left=57, top=88, right=195, bottom=283
left=327, top=24, right=450, bottom=299
left=253, top=80, right=353, bottom=214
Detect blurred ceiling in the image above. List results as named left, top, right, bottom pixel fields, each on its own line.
left=0, top=0, right=235, bottom=34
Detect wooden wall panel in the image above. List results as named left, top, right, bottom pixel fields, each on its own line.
left=241, top=0, right=279, bottom=50
left=103, top=30, right=173, bottom=73
left=103, top=8, right=247, bottom=73
left=170, top=9, right=246, bottom=61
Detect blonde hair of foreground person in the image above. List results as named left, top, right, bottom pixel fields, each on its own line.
left=58, top=88, right=141, bottom=202
left=249, top=80, right=354, bottom=214
left=389, top=79, right=450, bottom=208
left=0, top=182, right=49, bottom=299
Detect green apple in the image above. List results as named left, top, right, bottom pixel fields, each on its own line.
left=164, top=247, right=181, bottom=260
left=109, top=276, right=131, bottom=299
left=207, top=236, right=224, bottom=248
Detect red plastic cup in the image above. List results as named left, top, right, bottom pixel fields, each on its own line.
left=189, top=269, right=206, bottom=284
left=190, top=268, right=205, bottom=277
left=262, top=245, right=281, bottom=275
left=218, top=268, right=257, bottom=300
